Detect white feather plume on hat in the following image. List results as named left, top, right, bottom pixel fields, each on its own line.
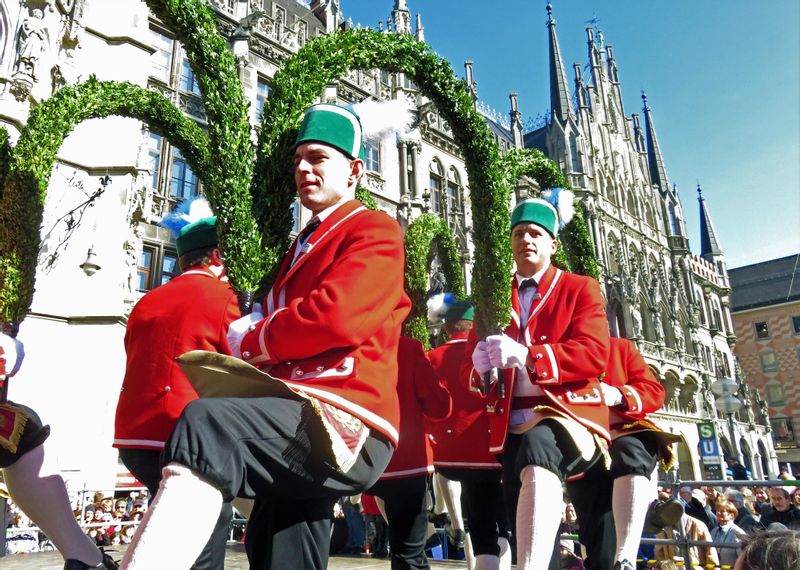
left=541, top=188, right=575, bottom=230
left=159, top=197, right=214, bottom=238
left=351, top=96, right=415, bottom=142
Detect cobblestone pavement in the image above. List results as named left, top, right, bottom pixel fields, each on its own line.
left=0, top=545, right=468, bottom=569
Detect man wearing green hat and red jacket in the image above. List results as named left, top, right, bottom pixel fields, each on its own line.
left=119, top=103, right=411, bottom=570
left=114, top=214, right=240, bottom=570
left=464, top=192, right=611, bottom=570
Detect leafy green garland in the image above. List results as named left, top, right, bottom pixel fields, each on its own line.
left=254, top=29, right=511, bottom=337
left=498, top=148, right=599, bottom=279
left=0, top=78, right=210, bottom=324
left=403, top=213, right=466, bottom=347
left=144, top=0, right=265, bottom=296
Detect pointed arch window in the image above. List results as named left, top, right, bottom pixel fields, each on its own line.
left=429, top=159, right=443, bottom=213
left=569, top=136, right=582, bottom=172
left=446, top=167, right=463, bottom=214
left=626, top=189, right=636, bottom=216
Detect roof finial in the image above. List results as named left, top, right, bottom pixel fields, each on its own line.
left=641, top=90, right=648, bottom=107
left=697, top=184, right=703, bottom=199
left=547, top=2, right=553, bottom=21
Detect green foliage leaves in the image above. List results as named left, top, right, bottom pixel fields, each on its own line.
left=403, top=214, right=466, bottom=347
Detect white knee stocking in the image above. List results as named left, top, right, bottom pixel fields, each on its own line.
left=3, top=444, right=101, bottom=566
left=516, top=465, right=563, bottom=570
left=120, top=463, right=223, bottom=570
left=612, top=470, right=657, bottom=563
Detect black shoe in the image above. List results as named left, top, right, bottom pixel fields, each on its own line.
left=613, top=560, right=636, bottom=570
left=446, top=527, right=466, bottom=549
left=64, top=551, right=118, bottom=570
left=644, top=497, right=683, bottom=534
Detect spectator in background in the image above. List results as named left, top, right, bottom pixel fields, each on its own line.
left=655, top=513, right=719, bottom=568
left=725, top=489, right=765, bottom=534
left=761, top=487, right=800, bottom=530
left=791, top=488, right=800, bottom=510
left=726, top=457, right=751, bottom=480
left=753, top=487, right=770, bottom=517
left=685, top=488, right=718, bottom=531
left=710, top=500, right=747, bottom=568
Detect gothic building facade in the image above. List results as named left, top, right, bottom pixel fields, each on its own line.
left=0, top=0, right=776, bottom=488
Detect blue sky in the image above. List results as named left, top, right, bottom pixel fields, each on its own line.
left=340, top=0, right=800, bottom=268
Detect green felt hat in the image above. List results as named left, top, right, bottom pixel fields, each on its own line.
left=445, top=301, right=474, bottom=323
left=294, top=103, right=365, bottom=160
left=510, top=198, right=559, bottom=237
left=176, top=216, right=217, bottom=257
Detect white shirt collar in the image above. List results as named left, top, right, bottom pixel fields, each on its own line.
left=515, top=264, right=549, bottom=288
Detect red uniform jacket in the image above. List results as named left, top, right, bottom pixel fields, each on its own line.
left=603, top=337, right=666, bottom=425
left=380, top=337, right=451, bottom=480
left=240, top=200, right=412, bottom=444
left=464, top=265, right=611, bottom=454
left=427, top=332, right=501, bottom=469
left=114, top=267, right=240, bottom=449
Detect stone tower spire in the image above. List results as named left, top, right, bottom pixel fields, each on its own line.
left=642, top=91, right=670, bottom=193
left=392, top=0, right=411, bottom=35
left=546, top=2, right=573, bottom=125
left=510, top=92, right=524, bottom=148
left=698, top=185, right=724, bottom=263
left=415, top=13, right=424, bottom=42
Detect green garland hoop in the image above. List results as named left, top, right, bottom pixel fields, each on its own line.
left=0, top=79, right=210, bottom=324
left=403, top=213, right=466, bottom=347
left=255, top=29, right=511, bottom=337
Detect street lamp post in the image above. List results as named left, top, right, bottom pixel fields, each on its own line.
left=712, top=375, right=744, bottom=466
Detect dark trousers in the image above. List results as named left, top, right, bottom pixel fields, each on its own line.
left=557, top=432, right=662, bottom=570
left=164, top=396, right=394, bottom=570
left=118, top=447, right=233, bottom=570
left=438, top=468, right=508, bottom=557
left=369, top=475, right=431, bottom=570
left=500, top=420, right=607, bottom=570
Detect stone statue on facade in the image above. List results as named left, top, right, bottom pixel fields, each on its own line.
left=672, top=316, right=685, bottom=353
left=701, top=379, right=716, bottom=417
left=14, top=9, right=50, bottom=88
left=629, top=306, right=642, bottom=338
left=427, top=266, right=446, bottom=297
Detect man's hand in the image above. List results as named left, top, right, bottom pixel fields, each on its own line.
left=471, top=341, right=492, bottom=374
left=600, top=383, right=624, bottom=407
left=226, top=303, right=263, bottom=359
left=486, top=334, right=528, bottom=369
left=0, top=332, right=24, bottom=379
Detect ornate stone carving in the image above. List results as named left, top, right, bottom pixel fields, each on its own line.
left=12, top=8, right=51, bottom=99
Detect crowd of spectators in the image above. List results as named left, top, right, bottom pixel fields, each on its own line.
left=4, top=488, right=150, bottom=555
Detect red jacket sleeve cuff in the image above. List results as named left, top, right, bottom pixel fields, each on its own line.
left=527, top=344, right=559, bottom=385
left=620, top=385, right=644, bottom=415
left=239, top=308, right=286, bottom=366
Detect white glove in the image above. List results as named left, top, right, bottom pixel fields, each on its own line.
left=226, top=303, right=263, bottom=359
left=600, top=383, right=624, bottom=407
left=0, top=332, right=24, bottom=379
left=471, top=341, right=492, bottom=374
left=486, top=334, right=529, bottom=369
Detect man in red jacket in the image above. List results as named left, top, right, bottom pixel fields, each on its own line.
left=368, top=336, right=451, bottom=569
left=467, top=194, right=610, bottom=570
left=429, top=301, right=511, bottom=570
left=120, top=103, right=411, bottom=570
left=576, top=336, right=678, bottom=570
left=114, top=216, right=240, bottom=570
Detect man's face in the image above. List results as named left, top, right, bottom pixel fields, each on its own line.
left=769, top=489, right=790, bottom=512
left=293, top=142, right=361, bottom=215
left=511, top=223, right=557, bottom=277
left=716, top=508, right=734, bottom=525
